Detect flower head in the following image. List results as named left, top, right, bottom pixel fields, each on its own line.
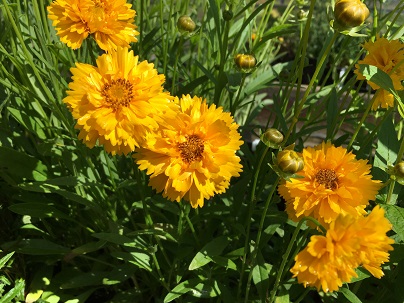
left=134, top=95, right=243, bottom=208
left=278, top=142, right=382, bottom=226
left=47, top=0, right=139, bottom=50
left=354, top=37, right=404, bottom=109
left=291, top=206, right=394, bottom=292
left=64, top=47, right=176, bottom=155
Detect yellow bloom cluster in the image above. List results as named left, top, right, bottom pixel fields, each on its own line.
left=47, top=2, right=243, bottom=208
left=278, top=142, right=394, bottom=292
left=354, top=37, right=404, bottom=110
left=291, top=206, right=394, bottom=293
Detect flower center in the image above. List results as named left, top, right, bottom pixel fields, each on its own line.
left=86, top=0, right=108, bottom=31
left=315, top=168, right=339, bottom=190
left=177, top=134, right=205, bottom=163
left=101, top=78, right=134, bottom=111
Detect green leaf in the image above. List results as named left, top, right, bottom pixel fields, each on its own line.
left=339, top=287, right=362, bottom=303
left=373, top=116, right=400, bottom=202
left=7, top=107, right=46, bottom=139
left=189, top=236, right=228, bottom=270
left=0, top=146, right=47, bottom=181
left=0, top=252, right=14, bottom=270
left=252, top=253, right=270, bottom=301
left=111, top=251, right=152, bottom=272
left=0, top=278, right=25, bottom=303
left=350, top=268, right=371, bottom=283
left=11, top=239, right=69, bottom=255
left=357, top=64, right=401, bottom=102
left=164, top=278, right=221, bottom=303
left=382, top=205, right=404, bottom=242
left=8, top=203, right=72, bottom=221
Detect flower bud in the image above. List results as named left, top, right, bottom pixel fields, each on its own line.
left=394, top=162, right=404, bottom=178
left=334, top=0, right=370, bottom=29
left=177, top=16, right=196, bottom=33
left=277, top=150, right=304, bottom=174
left=297, top=9, right=307, bottom=20
left=261, top=128, right=284, bottom=149
left=234, top=54, right=256, bottom=71
left=223, top=10, right=233, bottom=21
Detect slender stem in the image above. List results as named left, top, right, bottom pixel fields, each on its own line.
left=294, top=0, right=316, bottom=114
left=268, top=217, right=323, bottom=303
left=231, top=74, right=247, bottom=116
left=244, top=176, right=280, bottom=303
left=346, top=90, right=377, bottom=151
left=171, top=36, right=184, bottom=95
left=237, top=145, right=270, bottom=300
left=294, top=288, right=311, bottom=303
left=283, top=32, right=339, bottom=145
left=386, top=128, right=404, bottom=204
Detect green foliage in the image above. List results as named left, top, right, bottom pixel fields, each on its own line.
left=0, top=0, right=403, bottom=302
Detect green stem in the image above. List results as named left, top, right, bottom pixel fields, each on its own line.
left=293, top=0, right=316, bottom=114
left=268, top=217, right=323, bottom=303
left=346, top=90, right=377, bottom=151
left=244, top=176, right=280, bottom=303
left=171, top=36, right=184, bottom=95
left=237, top=145, right=270, bottom=301
left=231, top=74, right=247, bottom=116
left=214, top=18, right=230, bottom=107
left=283, top=31, right=339, bottom=145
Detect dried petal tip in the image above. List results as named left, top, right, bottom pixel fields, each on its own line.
left=277, top=150, right=304, bottom=174
left=261, top=128, right=284, bottom=148
left=177, top=15, right=196, bottom=33
left=334, top=0, right=369, bottom=29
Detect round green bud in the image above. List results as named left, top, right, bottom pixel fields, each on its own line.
left=177, top=15, right=196, bottom=33
left=277, top=150, right=304, bottom=174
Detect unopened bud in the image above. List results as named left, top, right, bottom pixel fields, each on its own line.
left=177, top=16, right=196, bottom=33
left=394, top=162, right=404, bottom=178
left=223, top=10, right=233, bottom=21
left=261, top=128, right=284, bottom=149
left=277, top=150, right=304, bottom=174
left=334, top=0, right=369, bottom=29
left=234, top=54, right=256, bottom=72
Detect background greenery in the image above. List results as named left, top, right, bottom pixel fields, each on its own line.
left=0, top=0, right=404, bottom=302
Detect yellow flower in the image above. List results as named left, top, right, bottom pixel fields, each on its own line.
left=371, top=89, right=395, bottom=110
left=278, top=142, right=382, bottom=226
left=47, top=0, right=139, bottom=50
left=134, top=95, right=243, bottom=208
left=64, top=47, right=176, bottom=155
left=354, top=37, right=404, bottom=109
left=291, top=206, right=394, bottom=293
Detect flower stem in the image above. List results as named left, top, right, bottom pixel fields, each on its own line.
left=268, top=217, right=324, bottom=303
left=244, top=176, right=280, bottom=303
left=283, top=31, right=339, bottom=145
left=237, top=145, right=270, bottom=301
left=347, top=90, right=377, bottom=151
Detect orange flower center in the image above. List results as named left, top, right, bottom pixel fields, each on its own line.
left=315, top=168, right=339, bottom=190
left=177, top=134, right=205, bottom=163
left=101, top=78, right=133, bottom=111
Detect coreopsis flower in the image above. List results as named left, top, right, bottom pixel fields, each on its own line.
left=371, top=89, right=395, bottom=110
left=291, top=206, right=394, bottom=292
left=278, top=142, right=382, bottom=226
left=354, top=37, right=404, bottom=110
left=134, top=95, right=243, bottom=208
left=64, top=47, right=176, bottom=155
left=47, top=0, right=139, bottom=50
